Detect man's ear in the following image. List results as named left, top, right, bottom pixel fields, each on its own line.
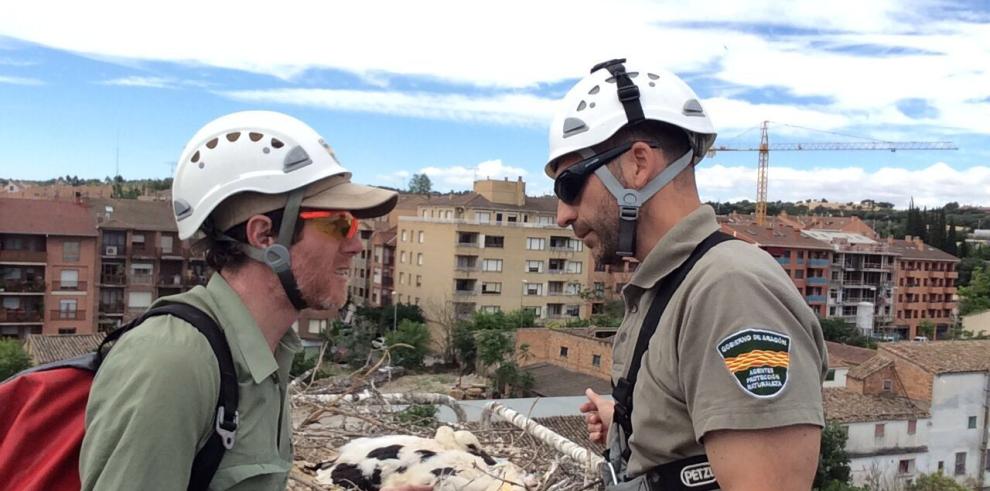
left=622, top=141, right=664, bottom=190
left=244, top=215, right=276, bottom=248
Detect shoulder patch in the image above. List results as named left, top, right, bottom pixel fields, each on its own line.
left=715, top=328, right=790, bottom=398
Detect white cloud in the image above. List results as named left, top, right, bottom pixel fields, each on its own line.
left=0, top=57, right=37, bottom=66
left=0, top=75, right=42, bottom=85
left=218, top=88, right=557, bottom=126
left=696, top=161, right=990, bottom=208
left=101, top=76, right=210, bottom=89
left=376, top=159, right=535, bottom=193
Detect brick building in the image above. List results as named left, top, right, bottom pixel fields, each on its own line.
left=886, top=237, right=960, bottom=339
left=515, top=327, right=614, bottom=381
left=1, top=198, right=99, bottom=337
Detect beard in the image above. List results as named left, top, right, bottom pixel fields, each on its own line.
left=587, top=204, right=622, bottom=266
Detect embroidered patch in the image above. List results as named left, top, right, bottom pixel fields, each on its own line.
left=716, top=328, right=790, bottom=398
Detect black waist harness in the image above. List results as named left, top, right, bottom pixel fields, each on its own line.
left=607, top=231, right=736, bottom=491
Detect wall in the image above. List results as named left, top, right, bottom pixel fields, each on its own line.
left=515, top=328, right=613, bottom=381
left=824, top=367, right=849, bottom=388
left=928, top=372, right=987, bottom=487
left=44, top=235, right=98, bottom=334
left=845, top=419, right=931, bottom=488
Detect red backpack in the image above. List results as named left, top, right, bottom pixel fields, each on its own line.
left=0, top=303, right=239, bottom=491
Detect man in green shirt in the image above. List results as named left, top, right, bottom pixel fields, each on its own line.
left=546, top=60, right=827, bottom=490
left=81, top=111, right=400, bottom=490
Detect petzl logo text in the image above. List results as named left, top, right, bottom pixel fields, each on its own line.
left=680, top=463, right=716, bottom=487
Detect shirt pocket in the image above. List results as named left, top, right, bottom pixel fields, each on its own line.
left=210, top=462, right=290, bottom=490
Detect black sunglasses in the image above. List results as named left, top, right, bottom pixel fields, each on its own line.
left=553, top=141, right=659, bottom=204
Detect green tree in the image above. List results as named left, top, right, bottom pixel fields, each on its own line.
left=814, top=423, right=855, bottom=490
left=819, top=318, right=874, bottom=348
left=408, top=173, right=432, bottom=194
left=905, top=472, right=970, bottom=491
left=0, top=339, right=31, bottom=380
left=916, top=320, right=935, bottom=339
left=384, top=319, right=431, bottom=369
left=959, top=266, right=990, bottom=315
left=945, top=218, right=959, bottom=256
left=356, top=303, right=425, bottom=334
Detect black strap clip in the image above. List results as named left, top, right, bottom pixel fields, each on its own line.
left=617, top=82, right=641, bottom=103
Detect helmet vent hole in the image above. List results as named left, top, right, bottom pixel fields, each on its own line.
left=589, top=102, right=596, bottom=108
left=249, top=132, right=264, bottom=142
left=648, top=73, right=659, bottom=80
left=226, top=132, right=241, bottom=142
left=206, top=138, right=218, bottom=149
left=627, top=72, right=639, bottom=78
left=271, top=138, right=284, bottom=149
left=649, top=82, right=656, bottom=87
left=263, top=147, right=271, bottom=154
left=198, top=162, right=205, bottom=169
left=191, top=151, right=200, bottom=163
left=577, top=101, right=587, bottom=111
left=588, top=85, right=600, bottom=95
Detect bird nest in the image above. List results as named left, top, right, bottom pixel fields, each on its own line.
left=287, top=362, right=602, bottom=490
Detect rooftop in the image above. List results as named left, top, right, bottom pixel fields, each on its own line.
left=826, top=341, right=877, bottom=368
left=25, top=333, right=106, bottom=365
left=880, top=340, right=990, bottom=374
left=846, top=355, right=893, bottom=379
left=824, top=388, right=930, bottom=424
left=885, top=238, right=959, bottom=262
left=719, top=218, right=832, bottom=250
left=524, top=363, right=611, bottom=397
left=87, top=198, right=177, bottom=232
left=0, top=197, right=98, bottom=237
left=415, top=192, right=558, bottom=214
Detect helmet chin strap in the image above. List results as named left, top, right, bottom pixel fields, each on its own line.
left=239, top=188, right=309, bottom=311
left=592, top=149, right=694, bottom=259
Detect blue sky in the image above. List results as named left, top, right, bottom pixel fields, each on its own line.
left=1, top=0, right=988, bottom=208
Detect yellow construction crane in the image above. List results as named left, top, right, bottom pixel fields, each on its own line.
left=708, top=121, right=958, bottom=225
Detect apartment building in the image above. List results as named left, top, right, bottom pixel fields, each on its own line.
left=886, top=237, right=960, bottom=340
left=89, top=199, right=209, bottom=330
left=1, top=182, right=114, bottom=201
left=843, top=341, right=990, bottom=488
left=0, top=198, right=99, bottom=337
left=720, top=216, right=834, bottom=317
left=345, top=221, right=381, bottom=307
left=395, top=178, right=590, bottom=330
left=368, top=227, right=397, bottom=307
left=802, top=230, right=898, bottom=334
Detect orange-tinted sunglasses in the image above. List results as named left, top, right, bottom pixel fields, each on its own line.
left=299, top=210, right=359, bottom=240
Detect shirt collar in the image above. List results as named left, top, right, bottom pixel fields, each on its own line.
left=627, top=205, right=720, bottom=291
left=206, top=274, right=302, bottom=384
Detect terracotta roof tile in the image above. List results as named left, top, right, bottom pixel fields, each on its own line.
left=847, top=356, right=893, bottom=379
left=826, top=341, right=877, bottom=368
left=524, top=363, right=611, bottom=397
left=885, top=239, right=959, bottom=262
left=880, top=340, right=990, bottom=374
left=719, top=218, right=832, bottom=250
left=26, top=333, right=106, bottom=365
left=824, top=388, right=929, bottom=424
left=88, top=198, right=177, bottom=232
left=0, top=198, right=98, bottom=237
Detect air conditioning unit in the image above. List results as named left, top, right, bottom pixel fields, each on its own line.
left=105, top=246, right=118, bottom=256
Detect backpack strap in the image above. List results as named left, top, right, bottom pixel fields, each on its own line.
left=99, top=302, right=239, bottom=491
left=612, top=230, right=736, bottom=459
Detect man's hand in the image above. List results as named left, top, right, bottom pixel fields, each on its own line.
left=579, top=388, right=614, bottom=444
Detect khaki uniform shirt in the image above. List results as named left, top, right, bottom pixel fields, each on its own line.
left=81, top=273, right=302, bottom=490
left=610, top=205, right=828, bottom=477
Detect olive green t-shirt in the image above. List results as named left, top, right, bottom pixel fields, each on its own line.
left=609, top=205, right=828, bottom=477
left=80, top=273, right=302, bottom=490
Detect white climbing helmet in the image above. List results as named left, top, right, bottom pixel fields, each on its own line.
left=172, top=110, right=396, bottom=239
left=544, top=59, right=717, bottom=177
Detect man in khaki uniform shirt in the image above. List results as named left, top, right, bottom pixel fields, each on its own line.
left=80, top=112, right=403, bottom=490
left=545, top=60, right=827, bottom=490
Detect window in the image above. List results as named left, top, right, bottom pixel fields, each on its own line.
left=482, top=282, right=502, bottom=294
left=482, top=259, right=503, bottom=272
left=401, top=230, right=408, bottom=242
left=63, top=241, right=80, bottom=262
left=526, top=237, right=545, bottom=250
left=416, top=275, right=422, bottom=287
left=58, top=328, right=77, bottom=335
left=898, top=459, right=914, bottom=475
left=524, top=283, right=543, bottom=296
left=161, top=235, right=174, bottom=254
left=481, top=305, right=501, bottom=313
left=938, top=461, right=944, bottom=472
left=476, top=212, right=491, bottom=224
left=794, top=269, right=805, bottom=279
left=507, top=215, right=518, bottom=223
left=444, top=211, right=451, bottom=220
left=592, top=354, right=602, bottom=367
left=565, top=261, right=583, bottom=274
left=132, top=233, right=145, bottom=245
left=400, top=251, right=407, bottom=263
left=128, top=291, right=152, bottom=308
left=415, top=297, right=420, bottom=305
left=58, top=299, right=77, bottom=319
left=399, top=272, right=405, bottom=284
left=969, top=416, right=978, bottom=429
left=825, top=369, right=836, bottom=381
left=559, top=346, right=568, bottom=358
left=417, top=253, right=423, bottom=266
left=526, top=260, right=544, bottom=273
left=955, top=452, right=966, bottom=476
left=484, top=235, right=504, bottom=248
left=59, top=269, right=79, bottom=289
left=874, top=424, right=885, bottom=438
left=418, top=231, right=424, bottom=244
left=908, top=419, right=917, bottom=435
left=882, top=379, right=893, bottom=392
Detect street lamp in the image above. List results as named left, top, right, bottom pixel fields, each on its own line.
left=389, top=290, right=398, bottom=331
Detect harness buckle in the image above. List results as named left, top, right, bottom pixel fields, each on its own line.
left=216, top=406, right=239, bottom=450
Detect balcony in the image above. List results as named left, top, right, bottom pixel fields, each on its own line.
left=101, top=245, right=126, bottom=257
left=51, top=310, right=86, bottom=321
left=159, top=248, right=189, bottom=260
left=100, top=302, right=125, bottom=315
left=0, top=278, right=46, bottom=293
left=806, top=295, right=827, bottom=304
left=453, top=288, right=478, bottom=297
left=128, top=245, right=156, bottom=258
left=129, top=273, right=155, bottom=285
left=0, top=309, right=44, bottom=323
left=547, top=269, right=566, bottom=275
left=51, top=280, right=87, bottom=291
left=100, top=272, right=126, bottom=286
left=0, top=249, right=47, bottom=263
left=809, top=259, right=830, bottom=268
left=807, top=277, right=827, bottom=286
left=158, top=274, right=184, bottom=288
left=775, top=257, right=790, bottom=266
